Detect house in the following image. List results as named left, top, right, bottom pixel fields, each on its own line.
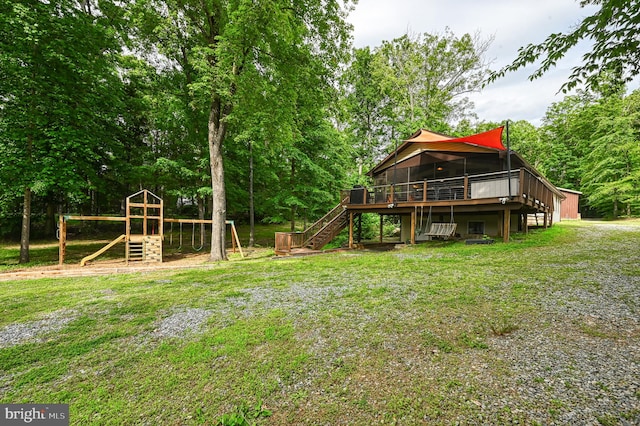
left=275, top=126, right=565, bottom=254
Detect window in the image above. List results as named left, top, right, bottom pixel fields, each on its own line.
left=468, top=221, right=485, bottom=235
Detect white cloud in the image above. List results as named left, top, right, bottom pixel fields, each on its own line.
left=346, top=0, right=601, bottom=126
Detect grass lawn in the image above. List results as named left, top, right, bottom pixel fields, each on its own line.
left=0, top=223, right=293, bottom=272
left=1, top=220, right=639, bottom=425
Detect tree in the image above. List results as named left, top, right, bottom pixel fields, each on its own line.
left=341, top=47, right=388, bottom=176
left=505, top=121, right=546, bottom=171
left=133, top=0, right=354, bottom=261
left=538, top=93, right=597, bottom=189
left=340, top=30, right=493, bottom=176
left=374, top=30, right=492, bottom=137
left=580, top=90, right=640, bottom=217
left=488, top=0, right=640, bottom=93
left=0, top=0, right=124, bottom=262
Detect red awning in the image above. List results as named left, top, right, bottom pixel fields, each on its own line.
left=370, top=126, right=507, bottom=175
left=440, top=126, right=506, bottom=151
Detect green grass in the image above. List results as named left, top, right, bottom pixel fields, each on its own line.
left=1, top=220, right=639, bottom=424
left=0, top=223, right=292, bottom=272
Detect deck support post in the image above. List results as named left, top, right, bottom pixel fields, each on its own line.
left=523, top=213, right=529, bottom=234
left=410, top=210, right=416, bottom=244
left=379, top=214, right=384, bottom=243
left=348, top=212, right=354, bottom=248
left=503, top=208, right=511, bottom=242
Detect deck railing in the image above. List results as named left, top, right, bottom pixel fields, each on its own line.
left=342, top=169, right=555, bottom=209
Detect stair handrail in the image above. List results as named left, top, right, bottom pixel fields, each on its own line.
left=302, top=197, right=349, bottom=245
left=305, top=210, right=349, bottom=249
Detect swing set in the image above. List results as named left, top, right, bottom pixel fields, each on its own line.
left=58, top=189, right=243, bottom=266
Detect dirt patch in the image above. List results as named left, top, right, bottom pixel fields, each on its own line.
left=0, top=249, right=267, bottom=281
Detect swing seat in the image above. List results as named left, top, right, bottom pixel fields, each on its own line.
left=422, top=222, right=457, bottom=240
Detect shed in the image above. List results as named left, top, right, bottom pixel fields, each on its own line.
left=558, top=188, right=582, bottom=220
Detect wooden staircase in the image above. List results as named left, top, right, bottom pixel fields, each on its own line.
left=303, top=198, right=349, bottom=250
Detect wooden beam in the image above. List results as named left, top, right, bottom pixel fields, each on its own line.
left=128, top=202, right=162, bottom=209
left=503, top=208, right=510, bottom=242
left=126, top=195, right=130, bottom=264
left=64, top=215, right=127, bottom=221
left=229, top=221, right=244, bottom=257
left=58, top=215, right=66, bottom=266
left=348, top=212, right=354, bottom=248
left=129, top=215, right=162, bottom=220
left=463, top=175, right=468, bottom=200
left=410, top=209, right=416, bottom=244
left=164, top=218, right=213, bottom=224
left=379, top=214, right=384, bottom=243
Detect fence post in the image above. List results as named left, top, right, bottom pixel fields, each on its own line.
left=463, top=175, right=468, bottom=200
left=423, top=179, right=428, bottom=201
left=348, top=212, right=354, bottom=248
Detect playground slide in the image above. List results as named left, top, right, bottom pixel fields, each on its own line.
left=80, top=234, right=127, bottom=267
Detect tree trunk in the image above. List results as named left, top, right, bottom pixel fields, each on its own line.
left=248, top=140, right=255, bottom=247
left=208, top=98, right=228, bottom=261
left=20, top=187, right=31, bottom=263
left=290, top=205, right=297, bottom=232
left=45, top=201, right=55, bottom=237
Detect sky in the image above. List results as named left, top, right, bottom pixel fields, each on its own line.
left=346, top=0, right=600, bottom=126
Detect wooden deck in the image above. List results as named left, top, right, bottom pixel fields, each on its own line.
left=339, top=169, right=559, bottom=245
left=274, top=169, right=561, bottom=255
left=341, top=169, right=554, bottom=216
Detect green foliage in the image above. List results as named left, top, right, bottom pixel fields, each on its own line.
left=341, top=29, right=493, bottom=167
left=340, top=47, right=389, bottom=174
left=0, top=0, right=127, bottom=239
left=489, top=0, right=640, bottom=93
left=580, top=92, right=640, bottom=217
left=539, top=92, right=598, bottom=190
left=540, top=88, right=640, bottom=217
left=128, top=0, right=355, bottom=248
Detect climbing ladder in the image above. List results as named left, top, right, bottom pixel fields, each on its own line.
left=126, top=235, right=162, bottom=263
left=127, top=238, right=144, bottom=262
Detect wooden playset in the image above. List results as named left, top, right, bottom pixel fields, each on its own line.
left=58, top=189, right=243, bottom=266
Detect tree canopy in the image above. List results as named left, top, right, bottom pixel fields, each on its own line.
left=488, top=0, right=640, bottom=93
left=2, top=1, right=639, bottom=265
left=0, top=0, right=125, bottom=261
left=341, top=29, right=492, bottom=173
